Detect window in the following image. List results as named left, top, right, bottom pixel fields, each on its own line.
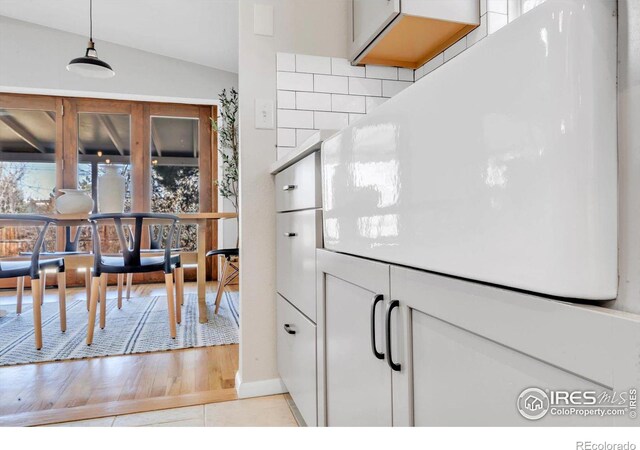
left=0, top=108, right=57, bottom=255
left=77, top=112, right=132, bottom=211
left=76, top=112, right=132, bottom=253
left=150, top=117, right=200, bottom=251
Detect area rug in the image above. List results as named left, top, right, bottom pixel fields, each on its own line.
left=0, top=291, right=239, bottom=366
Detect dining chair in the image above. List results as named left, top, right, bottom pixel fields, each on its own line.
left=118, top=224, right=184, bottom=308
left=0, top=214, right=66, bottom=350
left=18, top=224, right=92, bottom=311
left=86, top=213, right=183, bottom=345
left=206, top=248, right=239, bottom=315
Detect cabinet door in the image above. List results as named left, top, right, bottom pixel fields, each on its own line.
left=316, top=249, right=392, bottom=426
left=390, top=266, right=640, bottom=426
left=277, top=209, right=322, bottom=321
left=277, top=295, right=317, bottom=426
left=349, top=0, right=401, bottom=60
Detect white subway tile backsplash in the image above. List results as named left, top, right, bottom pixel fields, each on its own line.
left=487, top=0, right=508, bottom=14
left=277, top=72, right=313, bottom=91
left=314, top=111, right=349, bottom=130
left=296, top=54, right=331, bottom=74
left=366, top=97, right=388, bottom=113
left=365, top=65, right=398, bottom=80
left=277, top=90, right=296, bottom=109
left=467, top=14, right=488, bottom=46
left=274, top=4, right=547, bottom=158
left=349, top=77, right=382, bottom=96
left=296, top=129, right=320, bottom=145
left=444, top=37, right=467, bottom=62
left=423, top=52, right=444, bottom=75
left=277, top=128, right=296, bottom=147
left=398, top=68, right=414, bottom=82
left=331, top=57, right=366, bottom=77
left=382, top=80, right=412, bottom=98
left=296, top=92, right=332, bottom=111
left=276, top=52, right=296, bottom=72
left=314, top=74, right=349, bottom=94
left=332, top=94, right=366, bottom=113
left=277, top=146, right=293, bottom=160
left=349, top=113, right=366, bottom=125
left=487, top=12, right=509, bottom=34
left=278, top=109, right=314, bottom=129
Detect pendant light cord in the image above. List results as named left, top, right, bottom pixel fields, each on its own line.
left=89, top=0, right=93, bottom=42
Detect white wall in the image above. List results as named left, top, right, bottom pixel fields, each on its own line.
left=237, top=0, right=348, bottom=393
left=0, top=16, right=237, bottom=103
left=0, top=15, right=240, bottom=251
left=616, top=0, right=640, bottom=315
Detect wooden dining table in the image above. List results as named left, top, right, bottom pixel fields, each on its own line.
left=40, top=212, right=237, bottom=323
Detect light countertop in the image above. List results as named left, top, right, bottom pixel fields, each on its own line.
left=270, top=129, right=337, bottom=175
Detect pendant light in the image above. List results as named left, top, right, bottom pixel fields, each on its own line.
left=67, top=0, right=115, bottom=78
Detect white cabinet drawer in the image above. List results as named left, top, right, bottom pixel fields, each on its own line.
left=275, top=152, right=321, bottom=212
left=277, top=294, right=317, bottom=426
left=277, top=209, right=322, bottom=321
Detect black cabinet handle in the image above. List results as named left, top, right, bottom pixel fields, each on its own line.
left=385, top=300, right=401, bottom=372
left=370, top=294, right=385, bottom=360
left=282, top=184, right=297, bottom=191
left=283, top=232, right=297, bottom=237
left=283, top=323, right=296, bottom=335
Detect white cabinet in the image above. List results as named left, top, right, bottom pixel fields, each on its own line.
left=349, top=0, right=479, bottom=68
left=276, top=209, right=322, bottom=321
left=350, top=0, right=400, bottom=62
left=273, top=150, right=324, bottom=427
left=317, top=250, right=640, bottom=426
left=317, top=250, right=392, bottom=426
left=275, top=152, right=321, bottom=213
left=277, top=295, right=317, bottom=426
left=408, top=312, right=608, bottom=426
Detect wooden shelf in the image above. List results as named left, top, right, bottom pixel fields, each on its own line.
left=358, top=14, right=478, bottom=69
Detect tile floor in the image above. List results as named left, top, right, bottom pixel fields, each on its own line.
left=45, top=395, right=298, bottom=427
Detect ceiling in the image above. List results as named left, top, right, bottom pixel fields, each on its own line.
left=0, top=0, right=239, bottom=73
left=0, top=108, right=199, bottom=165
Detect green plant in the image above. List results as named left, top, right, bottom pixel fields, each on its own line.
left=211, top=87, right=239, bottom=213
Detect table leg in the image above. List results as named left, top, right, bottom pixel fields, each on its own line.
left=197, top=221, right=208, bottom=323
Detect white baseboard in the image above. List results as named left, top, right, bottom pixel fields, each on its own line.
left=235, top=371, right=288, bottom=399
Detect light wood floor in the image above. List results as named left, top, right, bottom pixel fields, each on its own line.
left=0, top=281, right=239, bottom=427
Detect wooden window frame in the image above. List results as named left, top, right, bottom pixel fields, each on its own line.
left=0, top=93, right=219, bottom=287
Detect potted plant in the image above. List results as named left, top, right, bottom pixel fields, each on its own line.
left=212, top=88, right=239, bottom=245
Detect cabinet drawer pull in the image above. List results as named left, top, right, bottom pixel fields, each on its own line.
left=283, top=323, right=296, bottom=335
left=370, top=294, right=385, bottom=360
left=282, top=184, right=297, bottom=191
left=283, top=232, right=297, bottom=237
left=385, top=300, right=401, bottom=372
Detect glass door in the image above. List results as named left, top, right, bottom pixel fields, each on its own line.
left=150, top=116, right=199, bottom=250
left=0, top=100, right=59, bottom=258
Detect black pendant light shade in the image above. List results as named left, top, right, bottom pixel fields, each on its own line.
left=67, top=0, right=115, bottom=78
